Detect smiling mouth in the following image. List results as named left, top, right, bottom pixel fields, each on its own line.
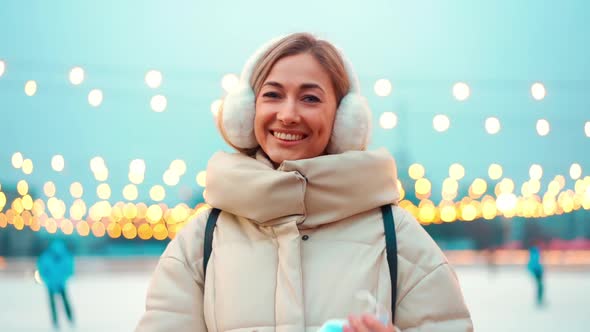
left=271, top=130, right=307, bottom=141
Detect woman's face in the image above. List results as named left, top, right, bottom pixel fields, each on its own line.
left=254, top=52, right=338, bottom=165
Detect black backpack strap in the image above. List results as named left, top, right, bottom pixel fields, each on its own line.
left=381, top=204, right=398, bottom=325
left=203, top=208, right=221, bottom=280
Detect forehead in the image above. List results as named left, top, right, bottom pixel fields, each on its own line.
left=264, top=53, right=334, bottom=90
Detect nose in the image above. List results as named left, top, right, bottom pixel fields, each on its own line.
left=276, top=99, right=300, bottom=125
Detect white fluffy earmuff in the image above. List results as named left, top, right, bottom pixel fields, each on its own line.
left=219, top=36, right=372, bottom=154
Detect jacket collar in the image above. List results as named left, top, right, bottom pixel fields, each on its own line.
left=204, top=148, right=400, bottom=228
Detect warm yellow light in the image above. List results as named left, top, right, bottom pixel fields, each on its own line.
left=90, top=156, right=106, bottom=173
left=471, top=178, right=487, bottom=197
left=529, top=164, right=543, bottom=180
left=497, top=193, right=517, bottom=213
left=118, top=204, right=134, bottom=221
left=163, top=170, right=180, bottom=186
left=145, top=70, right=163, bottom=89
left=12, top=152, right=24, bottom=169
left=221, top=73, right=239, bottom=93
left=123, top=184, right=138, bottom=201
left=69, top=66, right=85, bottom=85
left=107, top=222, right=122, bottom=238
left=461, top=204, right=477, bottom=221
left=128, top=172, right=144, bottom=185
left=12, top=198, right=24, bottom=214
left=146, top=204, right=163, bottom=223
left=196, top=171, right=207, bottom=187
left=136, top=203, right=148, bottom=219
left=88, top=89, right=103, bottom=107
left=153, top=224, right=168, bottom=240
left=482, top=199, right=497, bottom=219
left=69, top=200, right=86, bottom=220
left=49, top=154, right=65, bottom=172
left=76, top=220, right=90, bottom=236
left=150, top=94, right=167, bottom=112
left=548, top=181, right=560, bottom=196
left=171, top=204, right=189, bottom=224
left=555, top=175, right=566, bottom=189
left=440, top=205, right=457, bottom=222
left=536, top=119, right=550, bottom=136
left=47, top=198, right=66, bottom=219
left=531, top=82, right=546, bottom=100
left=433, top=114, right=450, bottom=132
left=485, top=117, right=501, bottom=135
left=570, top=163, right=582, bottom=180
left=61, top=219, right=74, bottom=235
left=211, top=99, right=223, bottom=117
left=499, top=178, right=515, bottom=193
left=449, top=163, right=465, bottom=180
left=452, top=82, right=470, bottom=101
left=93, top=201, right=112, bottom=220
left=529, top=179, right=541, bottom=194
left=521, top=182, right=531, bottom=197
left=170, top=159, right=187, bottom=176
left=13, top=215, right=24, bottom=230
left=24, top=80, right=37, bottom=96
left=442, top=177, right=459, bottom=194
left=0, top=193, right=6, bottom=211
left=409, top=164, right=425, bottom=180
left=122, top=223, right=137, bottom=239
left=92, top=221, right=106, bottom=237
left=22, top=159, right=33, bottom=175
left=17, top=180, right=29, bottom=196
left=43, top=181, right=56, bottom=198
left=96, top=183, right=112, bottom=200
left=70, top=182, right=83, bottom=198
left=46, top=218, right=57, bottom=234
left=374, top=79, right=392, bottom=97
left=138, top=223, right=153, bottom=240
left=415, top=178, right=432, bottom=195
left=150, top=185, right=166, bottom=201
left=22, top=195, right=33, bottom=210
left=94, top=168, right=109, bottom=182
left=379, top=112, right=398, bottom=129
left=488, top=164, right=503, bottom=180
left=418, top=203, right=436, bottom=223
left=129, top=159, right=146, bottom=174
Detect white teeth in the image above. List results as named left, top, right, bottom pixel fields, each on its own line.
left=273, top=131, right=304, bottom=141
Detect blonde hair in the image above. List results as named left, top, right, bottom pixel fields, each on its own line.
left=250, top=32, right=350, bottom=105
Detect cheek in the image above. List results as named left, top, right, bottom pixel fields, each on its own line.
left=254, top=104, right=269, bottom=142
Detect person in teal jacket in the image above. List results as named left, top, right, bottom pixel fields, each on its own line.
left=37, top=239, right=75, bottom=328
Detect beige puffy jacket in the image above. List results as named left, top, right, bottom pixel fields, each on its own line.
left=136, top=149, right=472, bottom=332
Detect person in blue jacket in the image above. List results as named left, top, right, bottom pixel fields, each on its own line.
left=37, top=239, right=75, bottom=328
left=527, top=245, right=545, bottom=306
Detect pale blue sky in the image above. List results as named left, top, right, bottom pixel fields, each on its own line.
left=1, top=0, right=589, bottom=205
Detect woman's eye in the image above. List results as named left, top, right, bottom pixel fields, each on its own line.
left=262, top=92, right=280, bottom=98
left=302, top=95, right=320, bottom=103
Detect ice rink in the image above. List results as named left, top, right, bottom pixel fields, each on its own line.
left=1, top=260, right=589, bottom=332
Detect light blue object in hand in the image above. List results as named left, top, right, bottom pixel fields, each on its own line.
left=317, top=319, right=347, bottom=332
left=317, top=291, right=389, bottom=332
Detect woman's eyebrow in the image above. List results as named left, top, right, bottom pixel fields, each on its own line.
left=300, top=83, right=325, bottom=93
left=262, top=81, right=325, bottom=93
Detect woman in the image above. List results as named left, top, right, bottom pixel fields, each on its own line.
left=136, top=33, right=472, bottom=332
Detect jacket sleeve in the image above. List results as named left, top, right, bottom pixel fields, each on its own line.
left=392, top=207, right=473, bottom=332
left=135, top=209, right=211, bottom=332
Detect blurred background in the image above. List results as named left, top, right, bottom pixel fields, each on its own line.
left=1, top=0, right=590, bottom=331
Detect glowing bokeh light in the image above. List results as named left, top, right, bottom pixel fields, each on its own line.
left=433, top=114, right=450, bottom=132
left=69, top=66, right=85, bottom=85
left=379, top=112, right=398, bottom=129
left=452, top=82, right=470, bottom=101
left=374, top=79, right=393, bottom=97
